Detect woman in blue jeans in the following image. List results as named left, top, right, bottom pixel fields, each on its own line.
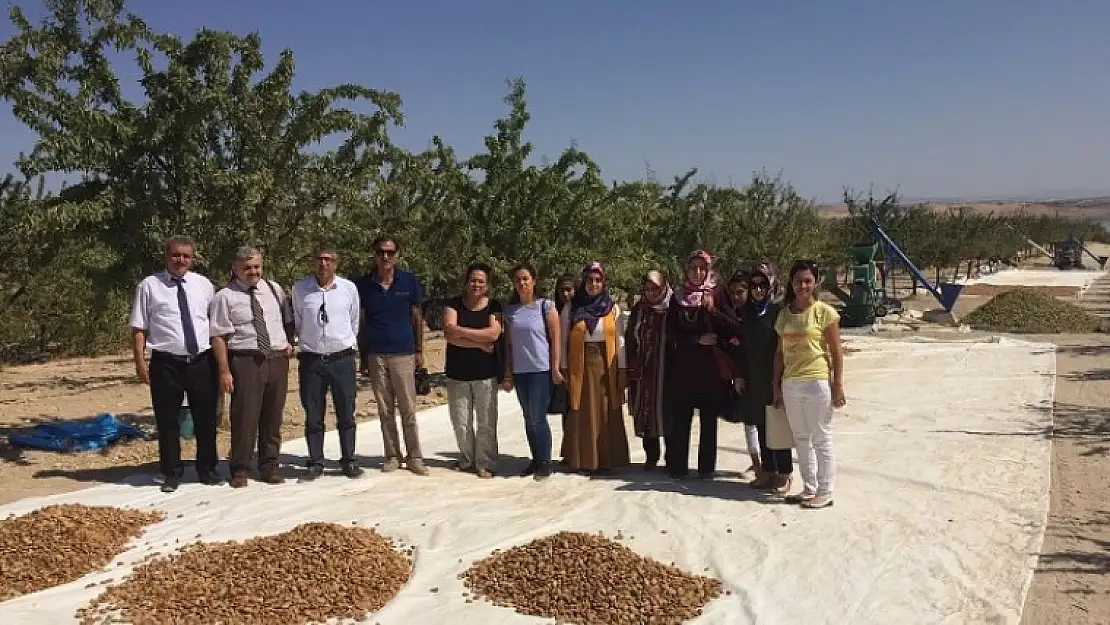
left=502, top=262, right=564, bottom=480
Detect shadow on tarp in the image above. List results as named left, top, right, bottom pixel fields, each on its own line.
left=276, top=449, right=533, bottom=480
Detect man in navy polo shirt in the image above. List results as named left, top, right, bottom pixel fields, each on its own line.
left=356, top=235, right=428, bottom=475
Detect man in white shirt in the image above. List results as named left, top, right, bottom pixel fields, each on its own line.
left=129, top=235, right=223, bottom=493
left=209, top=246, right=294, bottom=489
left=292, top=244, right=363, bottom=481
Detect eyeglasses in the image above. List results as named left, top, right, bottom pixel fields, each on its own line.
left=749, top=281, right=768, bottom=290
left=317, top=302, right=329, bottom=326
left=375, top=249, right=397, bottom=258
left=315, top=256, right=336, bottom=263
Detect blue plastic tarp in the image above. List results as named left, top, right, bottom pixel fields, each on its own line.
left=7, top=413, right=146, bottom=453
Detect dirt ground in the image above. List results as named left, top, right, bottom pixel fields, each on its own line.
left=1018, top=333, right=1110, bottom=625
left=1, top=330, right=1108, bottom=622
left=0, top=337, right=448, bottom=505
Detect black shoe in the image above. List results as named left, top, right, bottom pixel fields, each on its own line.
left=198, top=473, right=225, bottom=486
left=299, top=465, right=325, bottom=482
left=534, top=462, right=552, bottom=481
left=341, top=462, right=364, bottom=479
left=519, top=461, right=537, bottom=477
left=160, top=476, right=181, bottom=493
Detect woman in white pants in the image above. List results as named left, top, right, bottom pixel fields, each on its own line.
left=772, top=260, right=846, bottom=509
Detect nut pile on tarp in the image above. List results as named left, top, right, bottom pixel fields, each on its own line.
left=461, top=530, right=723, bottom=625
left=0, top=503, right=165, bottom=601
left=77, top=522, right=412, bottom=625
left=963, top=287, right=1105, bottom=333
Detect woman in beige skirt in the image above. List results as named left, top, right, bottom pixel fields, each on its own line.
left=559, top=262, right=630, bottom=473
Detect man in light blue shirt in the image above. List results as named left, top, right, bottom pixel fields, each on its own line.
left=292, top=244, right=363, bottom=481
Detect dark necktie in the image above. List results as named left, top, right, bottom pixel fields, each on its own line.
left=249, top=285, right=272, bottom=352
left=172, top=277, right=200, bottom=356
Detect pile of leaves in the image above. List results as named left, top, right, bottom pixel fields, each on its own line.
left=963, top=287, right=1106, bottom=333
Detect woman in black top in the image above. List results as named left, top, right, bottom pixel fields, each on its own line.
left=741, top=262, right=793, bottom=493
left=664, top=250, right=743, bottom=480
left=442, top=262, right=503, bottom=478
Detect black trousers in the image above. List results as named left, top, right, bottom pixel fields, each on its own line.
left=664, top=396, right=724, bottom=477
left=642, top=436, right=662, bottom=465
left=299, top=350, right=358, bottom=466
left=149, top=350, right=220, bottom=479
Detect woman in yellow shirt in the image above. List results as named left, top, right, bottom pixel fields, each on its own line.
left=773, top=260, right=846, bottom=509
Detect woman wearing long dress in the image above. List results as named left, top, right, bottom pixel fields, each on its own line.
left=625, top=270, right=672, bottom=470
left=559, top=262, right=631, bottom=473
left=664, top=250, right=742, bottom=480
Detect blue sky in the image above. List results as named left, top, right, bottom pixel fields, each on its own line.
left=2, top=0, right=1109, bottom=202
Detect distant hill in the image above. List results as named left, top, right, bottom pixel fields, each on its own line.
left=817, top=196, right=1110, bottom=220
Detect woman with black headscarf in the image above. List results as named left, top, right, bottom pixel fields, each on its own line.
left=721, top=269, right=762, bottom=476
left=559, top=262, right=631, bottom=473
left=742, top=262, right=793, bottom=493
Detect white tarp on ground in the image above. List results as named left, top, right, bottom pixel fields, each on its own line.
left=961, top=267, right=1105, bottom=289
left=0, top=336, right=1054, bottom=624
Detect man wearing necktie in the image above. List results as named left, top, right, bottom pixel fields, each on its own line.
left=210, top=246, right=295, bottom=489
left=129, top=235, right=224, bottom=493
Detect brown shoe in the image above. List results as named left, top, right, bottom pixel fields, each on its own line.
left=407, top=458, right=429, bottom=476
left=476, top=468, right=494, bottom=479
left=260, top=472, right=285, bottom=485
left=229, top=474, right=249, bottom=488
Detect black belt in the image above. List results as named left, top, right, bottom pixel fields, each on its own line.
left=298, top=347, right=356, bottom=362
left=228, top=349, right=287, bottom=360
left=152, top=350, right=210, bottom=365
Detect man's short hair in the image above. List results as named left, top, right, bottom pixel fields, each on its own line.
left=313, top=243, right=338, bottom=258
left=234, top=246, right=262, bottom=263
left=371, top=235, right=399, bottom=253
left=165, top=235, right=195, bottom=253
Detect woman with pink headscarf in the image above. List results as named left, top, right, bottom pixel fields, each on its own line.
left=663, top=250, right=743, bottom=480
left=559, top=262, right=631, bottom=473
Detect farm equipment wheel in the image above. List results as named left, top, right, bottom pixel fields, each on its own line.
left=874, top=304, right=889, bottom=317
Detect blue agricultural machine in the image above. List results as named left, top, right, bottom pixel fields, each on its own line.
left=826, top=218, right=965, bottom=327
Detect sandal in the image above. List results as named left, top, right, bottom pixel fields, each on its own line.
left=784, top=492, right=815, bottom=504
left=801, top=495, right=834, bottom=509
left=771, top=474, right=793, bottom=495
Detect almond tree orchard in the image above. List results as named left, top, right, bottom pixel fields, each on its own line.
left=1, top=0, right=1106, bottom=361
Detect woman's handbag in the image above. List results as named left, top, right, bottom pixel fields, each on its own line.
left=765, top=404, right=794, bottom=449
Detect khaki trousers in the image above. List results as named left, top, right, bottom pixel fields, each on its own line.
left=446, top=377, right=499, bottom=471
left=368, top=353, right=422, bottom=460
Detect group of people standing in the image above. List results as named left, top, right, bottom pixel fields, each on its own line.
left=130, top=234, right=431, bottom=493
left=132, top=233, right=845, bottom=510
left=442, top=251, right=846, bottom=510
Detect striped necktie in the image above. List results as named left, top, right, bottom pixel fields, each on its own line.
left=248, top=285, right=272, bottom=352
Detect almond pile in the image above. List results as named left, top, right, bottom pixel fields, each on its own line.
left=461, top=530, right=723, bottom=625
left=77, top=522, right=412, bottom=625
left=0, top=503, right=165, bottom=601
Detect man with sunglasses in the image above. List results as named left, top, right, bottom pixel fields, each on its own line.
left=355, top=235, right=428, bottom=476
left=292, top=244, right=363, bottom=481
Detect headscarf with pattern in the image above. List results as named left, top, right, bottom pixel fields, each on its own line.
left=678, top=250, right=717, bottom=308
left=570, top=261, right=615, bottom=333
